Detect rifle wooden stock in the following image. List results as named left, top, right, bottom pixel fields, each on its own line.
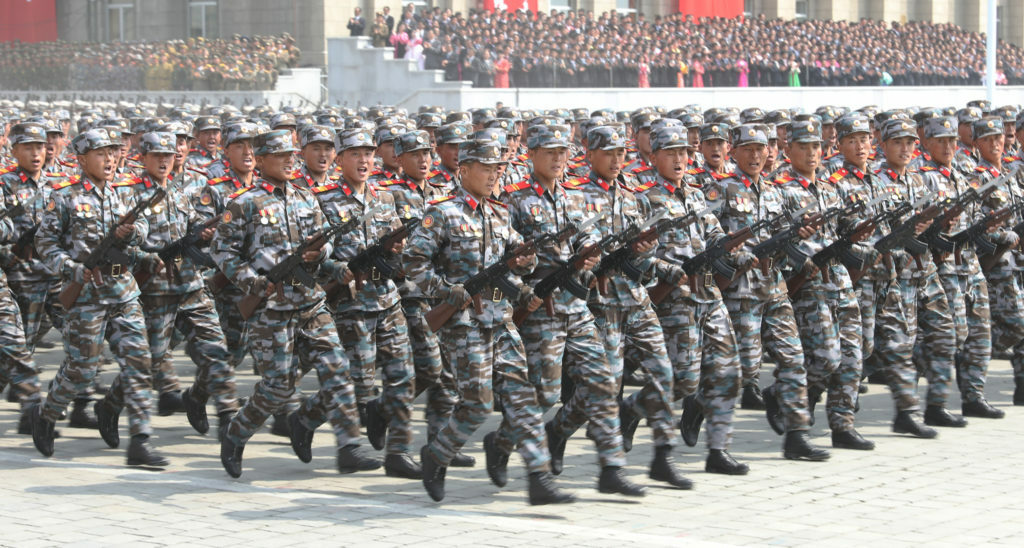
left=208, top=271, right=230, bottom=294
left=238, top=290, right=268, bottom=320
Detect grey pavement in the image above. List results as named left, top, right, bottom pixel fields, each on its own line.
left=2, top=333, right=1024, bottom=547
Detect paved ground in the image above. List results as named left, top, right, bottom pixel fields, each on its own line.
left=2, top=334, right=1024, bottom=547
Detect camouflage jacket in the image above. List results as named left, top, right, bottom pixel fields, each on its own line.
left=0, top=164, right=66, bottom=281
left=777, top=167, right=853, bottom=291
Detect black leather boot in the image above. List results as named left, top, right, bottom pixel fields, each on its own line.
left=545, top=421, right=568, bottom=476
left=336, top=444, right=383, bottom=474
left=483, top=431, right=510, bottom=487
left=420, top=446, right=446, bottom=502
left=68, top=398, right=99, bottom=429
left=762, top=385, right=785, bottom=435
left=182, top=386, right=209, bottom=434
left=598, top=466, right=646, bottom=497
left=740, top=384, right=765, bottom=410
left=962, top=399, right=1005, bottom=419
left=892, top=410, right=938, bottom=439
left=157, top=390, right=185, bottom=416
left=831, top=428, right=875, bottom=450
left=649, top=445, right=693, bottom=489
left=783, top=431, right=831, bottom=461
left=95, top=398, right=121, bottom=448
left=705, top=449, right=749, bottom=475
left=923, top=405, right=967, bottom=427
left=679, top=395, right=703, bottom=447
left=127, top=434, right=169, bottom=467
left=528, top=471, right=576, bottom=506
left=288, top=413, right=314, bottom=463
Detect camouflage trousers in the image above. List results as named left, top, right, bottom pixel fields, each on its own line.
left=426, top=322, right=550, bottom=473
left=856, top=277, right=883, bottom=378
left=8, top=278, right=64, bottom=353
left=594, top=301, right=678, bottom=449
left=0, top=283, right=40, bottom=408
left=791, top=286, right=862, bottom=431
left=726, top=294, right=811, bottom=432
left=507, top=309, right=626, bottom=468
left=909, top=270, right=956, bottom=407
left=940, top=271, right=993, bottom=403
left=987, top=270, right=1024, bottom=382
left=228, top=302, right=362, bottom=449
left=403, top=300, right=457, bottom=440
left=45, top=299, right=154, bottom=436
left=336, top=304, right=414, bottom=455
left=139, top=290, right=238, bottom=414
left=655, top=295, right=739, bottom=450
left=212, top=283, right=253, bottom=368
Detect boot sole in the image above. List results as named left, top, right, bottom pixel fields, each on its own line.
left=891, top=426, right=938, bottom=439
left=385, top=467, right=423, bottom=480
left=832, top=442, right=875, bottom=451
left=783, top=452, right=831, bottom=462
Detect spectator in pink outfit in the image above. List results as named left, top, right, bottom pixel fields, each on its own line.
left=737, top=58, right=749, bottom=87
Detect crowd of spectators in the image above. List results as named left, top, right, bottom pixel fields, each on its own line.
left=0, top=34, right=299, bottom=91
left=381, top=7, right=1024, bottom=88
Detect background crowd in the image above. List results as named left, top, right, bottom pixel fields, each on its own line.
left=376, top=8, right=1024, bottom=88
left=0, top=34, right=300, bottom=91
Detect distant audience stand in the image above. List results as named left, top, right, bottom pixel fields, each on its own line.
left=0, top=34, right=300, bottom=91
left=390, top=8, right=1024, bottom=88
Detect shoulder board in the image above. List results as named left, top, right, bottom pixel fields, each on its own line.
left=774, top=174, right=795, bottom=185
left=975, top=166, right=988, bottom=172
left=46, top=171, right=69, bottom=178
left=428, top=170, right=452, bottom=181
left=486, top=198, right=508, bottom=208
left=208, top=176, right=232, bottom=185
left=687, top=167, right=706, bottom=175
left=111, top=175, right=146, bottom=187
left=0, top=164, right=15, bottom=175
left=311, top=182, right=340, bottom=194
left=51, top=175, right=81, bottom=190
left=919, top=165, right=937, bottom=172
left=286, top=170, right=303, bottom=180
left=631, top=165, right=652, bottom=174
left=873, top=168, right=883, bottom=174
left=289, top=181, right=312, bottom=192
left=502, top=181, right=531, bottom=194
left=227, top=186, right=253, bottom=200
left=824, top=151, right=839, bottom=160
left=517, top=153, right=529, bottom=162
left=561, top=178, right=588, bottom=189
left=186, top=165, right=208, bottom=176
left=828, top=168, right=848, bottom=183
left=375, top=179, right=400, bottom=187
left=710, top=171, right=727, bottom=181
left=428, top=195, right=456, bottom=205
left=329, top=174, right=341, bottom=181
left=633, top=180, right=657, bottom=192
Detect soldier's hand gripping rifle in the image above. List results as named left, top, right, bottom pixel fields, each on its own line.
left=134, top=216, right=220, bottom=286
left=59, top=187, right=167, bottom=310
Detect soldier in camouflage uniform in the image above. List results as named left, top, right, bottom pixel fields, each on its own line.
left=622, top=110, right=659, bottom=177
left=707, top=123, right=834, bottom=458
left=403, top=134, right=574, bottom=506
left=632, top=125, right=752, bottom=475
left=211, top=130, right=381, bottom=479
left=0, top=124, right=46, bottom=435
left=119, top=131, right=239, bottom=442
left=425, top=123, right=466, bottom=193
left=307, top=127, right=419, bottom=479
left=498, top=123, right=645, bottom=495
left=367, top=124, right=405, bottom=187
left=954, top=107, right=983, bottom=175
left=376, top=130, right=474, bottom=467
left=30, top=128, right=167, bottom=467
left=918, top=116, right=1000, bottom=421
left=775, top=118, right=871, bottom=451
left=185, top=116, right=221, bottom=171
left=488, top=118, right=529, bottom=188
left=969, top=117, right=1021, bottom=417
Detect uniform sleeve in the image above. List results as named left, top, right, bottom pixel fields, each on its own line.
left=193, top=185, right=220, bottom=223
left=209, top=199, right=259, bottom=292
left=402, top=205, right=450, bottom=298
left=506, top=211, right=536, bottom=277
left=36, top=191, right=75, bottom=280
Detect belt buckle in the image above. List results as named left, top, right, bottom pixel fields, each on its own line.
left=371, top=267, right=381, bottom=281
left=491, top=287, right=502, bottom=302
left=291, top=277, right=303, bottom=287
left=704, top=272, right=713, bottom=288
left=110, top=264, right=121, bottom=277
left=765, top=258, right=773, bottom=271
left=174, top=255, right=183, bottom=264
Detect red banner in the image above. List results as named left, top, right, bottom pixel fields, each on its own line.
left=0, top=0, right=58, bottom=42
left=677, top=0, right=743, bottom=18
left=483, top=0, right=539, bottom=14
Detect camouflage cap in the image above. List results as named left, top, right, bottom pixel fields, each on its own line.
left=591, top=108, right=613, bottom=119
left=677, top=113, right=704, bottom=129
left=99, top=117, right=131, bottom=135
left=765, top=124, right=779, bottom=140
left=912, top=107, right=940, bottom=124
left=835, top=114, right=872, bottom=140
left=470, top=108, right=497, bottom=126
left=316, top=113, right=340, bottom=127
left=973, top=117, right=1004, bottom=140
left=630, top=110, right=660, bottom=130
left=739, top=107, right=766, bottom=123
left=394, top=130, right=433, bottom=156
left=922, top=116, right=958, bottom=139
left=418, top=105, right=444, bottom=114
left=765, top=109, right=791, bottom=127
left=194, top=115, right=221, bottom=132
left=967, top=99, right=992, bottom=111
left=957, top=106, right=983, bottom=125
left=435, top=122, right=470, bottom=145
left=526, top=123, right=570, bottom=149
left=993, top=105, right=1018, bottom=123
left=9, top=122, right=48, bottom=145
left=731, top=124, right=769, bottom=147
left=699, top=123, right=731, bottom=142
left=650, top=118, right=683, bottom=133
left=650, top=126, right=692, bottom=151
left=157, top=120, right=193, bottom=137
left=789, top=117, right=824, bottom=143
left=587, top=126, right=626, bottom=151
left=415, top=112, right=443, bottom=129
left=254, top=129, right=298, bottom=156
left=300, top=125, right=336, bottom=148
left=445, top=111, right=471, bottom=124
left=548, top=108, right=571, bottom=123
left=139, top=131, right=177, bottom=155
left=880, top=119, right=917, bottom=141
left=344, top=116, right=373, bottom=130
left=41, top=117, right=63, bottom=135
left=528, top=115, right=561, bottom=128
left=270, top=112, right=298, bottom=129
left=223, top=122, right=259, bottom=147
left=570, top=108, right=590, bottom=121
left=486, top=118, right=519, bottom=136
left=75, top=116, right=97, bottom=134
left=375, top=124, right=406, bottom=146
left=703, top=107, right=726, bottom=120
left=458, top=136, right=505, bottom=165
left=71, top=128, right=119, bottom=154
left=873, top=109, right=908, bottom=126
left=578, top=117, right=607, bottom=142
left=814, top=105, right=839, bottom=125
left=335, top=127, right=376, bottom=151
left=476, top=127, right=507, bottom=148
